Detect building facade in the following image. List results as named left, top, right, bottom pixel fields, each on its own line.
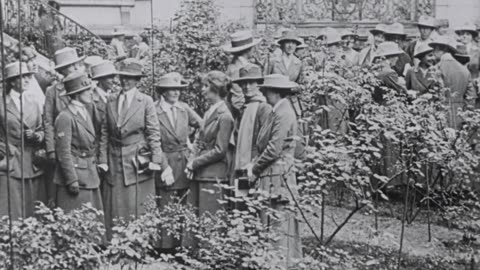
left=57, top=0, right=480, bottom=35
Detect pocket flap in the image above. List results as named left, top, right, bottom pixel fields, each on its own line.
left=74, top=157, right=88, bottom=169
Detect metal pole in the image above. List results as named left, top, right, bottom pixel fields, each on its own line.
left=0, top=0, right=15, bottom=267
left=17, top=0, right=25, bottom=220
left=149, top=0, right=155, bottom=93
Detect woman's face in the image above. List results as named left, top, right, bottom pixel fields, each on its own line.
left=387, top=56, right=399, bottom=67
left=263, top=89, right=278, bottom=106
left=11, top=75, right=31, bottom=93
left=419, top=26, right=434, bottom=40
left=282, top=41, right=297, bottom=55
left=342, top=36, right=355, bottom=49
left=78, top=88, right=93, bottom=104
left=421, top=52, right=436, bottom=67
left=59, top=62, right=85, bottom=77
left=163, top=89, right=180, bottom=104
left=98, top=75, right=116, bottom=91
left=458, top=31, right=473, bottom=45
left=374, top=33, right=385, bottom=46
left=202, top=81, right=218, bottom=104
left=120, top=76, right=139, bottom=90
left=240, top=81, right=259, bottom=98
left=26, top=57, right=38, bottom=73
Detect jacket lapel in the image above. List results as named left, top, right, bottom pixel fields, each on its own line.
left=174, top=106, right=186, bottom=138
left=69, top=106, right=96, bottom=137
left=288, top=57, right=301, bottom=78
left=156, top=106, right=178, bottom=141
left=121, top=91, right=142, bottom=127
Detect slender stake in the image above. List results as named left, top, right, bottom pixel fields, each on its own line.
left=18, top=0, right=25, bottom=220
left=397, top=175, right=410, bottom=270
left=0, top=1, right=15, bottom=268
left=426, top=161, right=431, bottom=242
left=320, top=191, right=325, bottom=243
left=149, top=0, right=155, bottom=93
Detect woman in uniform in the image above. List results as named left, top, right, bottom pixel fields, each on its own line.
left=0, top=61, right=46, bottom=219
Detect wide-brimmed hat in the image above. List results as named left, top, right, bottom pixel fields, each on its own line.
left=413, top=43, right=433, bottom=59
left=61, top=71, right=93, bottom=96
left=222, top=30, right=261, bottom=54
left=276, top=30, right=303, bottom=46
left=436, top=18, right=449, bottom=28
left=117, top=58, right=145, bottom=77
left=155, top=72, right=188, bottom=90
left=259, top=74, right=298, bottom=92
left=232, top=64, right=263, bottom=84
left=325, top=33, right=342, bottom=46
left=84, top=56, right=103, bottom=68
left=3, top=61, right=34, bottom=81
left=373, top=42, right=404, bottom=60
left=341, top=30, right=358, bottom=39
left=370, top=24, right=388, bottom=35
left=385, top=23, right=407, bottom=38
left=416, top=16, right=437, bottom=28
left=296, top=41, right=308, bottom=50
left=454, top=43, right=470, bottom=64
left=54, top=47, right=86, bottom=70
left=112, top=26, right=127, bottom=37
left=455, top=23, right=479, bottom=38
left=91, top=60, right=118, bottom=80
left=429, top=36, right=457, bottom=53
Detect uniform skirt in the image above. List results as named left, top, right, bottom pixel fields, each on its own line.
left=56, top=186, right=103, bottom=213
left=0, top=175, right=46, bottom=220
left=188, top=180, right=226, bottom=216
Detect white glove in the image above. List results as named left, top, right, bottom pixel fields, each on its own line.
left=161, top=166, right=175, bottom=186
left=148, top=162, right=162, bottom=171
left=97, top=164, right=109, bottom=172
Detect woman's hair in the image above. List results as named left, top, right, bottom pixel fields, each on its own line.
left=204, top=71, right=231, bottom=98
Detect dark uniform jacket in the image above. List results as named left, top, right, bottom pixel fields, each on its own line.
left=53, top=104, right=100, bottom=189
left=0, top=95, right=44, bottom=179
left=99, top=89, right=168, bottom=186
left=44, top=80, right=70, bottom=154
left=155, top=101, right=201, bottom=190
left=405, top=67, right=435, bottom=94
left=192, top=101, right=234, bottom=182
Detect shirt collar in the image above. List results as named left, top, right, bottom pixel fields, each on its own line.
left=70, top=100, right=86, bottom=115
left=123, top=87, right=137, bottom=102
left=273, top=98, right=287, bottom=112
left=9, top=90, right=21, bottom=101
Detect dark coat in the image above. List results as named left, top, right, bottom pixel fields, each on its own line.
left=53, top=105, right=100, bottom=189
left=267, top=54, right=303, bottom=82
left=0, top=95, right=44, bottom=179
left=192, top=101, right=234, bottom=182
left=405, top=67, right=434, bottom=94
left=99, top=89, right=168, bottom=187
left=239, top=99, right=272, bottom=160
left=374, top=68, right=407, bottom=104
left=155, top=101, right=201, bottom=190
left=393, top=52, right=412, bottom=77
left=44, top=81, right=70, bottom=153
left=467, top=45, right=480, bottom=79
left=438, top=53, right=476, bottom=105
left=253, top=99, right=298, bottom=202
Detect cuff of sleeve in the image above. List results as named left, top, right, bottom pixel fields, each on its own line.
left=65, top=178, right=78, bottom=186
left=152, top=154, right=169, bottom=171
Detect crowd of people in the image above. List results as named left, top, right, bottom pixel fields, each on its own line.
left=0, top=13, right=479, bottom=269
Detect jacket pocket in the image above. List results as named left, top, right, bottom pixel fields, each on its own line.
left=74, top=157, right=88, bottom=169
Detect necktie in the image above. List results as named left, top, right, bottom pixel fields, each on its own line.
left=171, top=106, right=177, bottom=128
left=118, top=94, right=129, bottom=124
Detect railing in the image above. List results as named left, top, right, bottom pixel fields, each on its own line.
left=2, top=0, right=111, bottom=59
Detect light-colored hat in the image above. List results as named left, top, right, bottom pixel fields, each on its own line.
left=429, top=36, right=457, bottom=53
left=112, top=26, right=127, bottom=37
left=3, top=61, right=34, bottom=81
left=341, top=30, right=358, bottom=39
left=277, top=30, right=303, bottom=46
left=232, top=64, right=263, bottom=83
left=297, top=42, right=308, bottom=49
left=222, top=30, right=261, bottom=54
left=416, top=15, right=437, bottom=28
left=454, top=43, right=470, bottom=64
left=155, top=72, right=188, bottom=89
left=413, top=43, right=433, bottom=58
left=84, top=56, right=103, bottom=68
left=455, top=23, right=478, bottom=38
left=91, top=60, right=118, bottom=79
left=117, top=58, right=145, bottom=77
left=436, top=19, right=449, bottom=28
left=274, top=27, right=291, bottom=39
left=386, top=23, right=407, bottom=38
left=259, top=74, right=298, bottom=91
left=373, top=42, right=404, bottom=60
left=370, top=24, right=388, bottom=35
left=325, top=33, right=342, bottom=46
left=54, top=47, right=86, bottom=70
left=61, top=71, right=93, bottom=96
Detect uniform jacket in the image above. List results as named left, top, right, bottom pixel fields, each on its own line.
left=393, top=52, right=412, bottom=77
left=359, top=46, right=374, bottom=67
left=99, top=89, right=168, bottom=186
left=252, top=99, right=298, bottom=201
left=191, top=101, right=234, bottom=182
left=53, top=104, right=100, bottom=189
left=267, top=54, right=303, bottom=82
left=44, top=80, right=70, bottom=153
left=374, top=67, right=407, bottom=104
left=155, top=101, right=201, bottom=190
left=467, top=45, right=480, bottom=79
left=405, top=67, right=435, bottom=94
left=0, top=94, right=44, bottom=179
left=438, top=53, right=476, bottom=105
left=226, top=57, right=249, bottom=115
left=91, top=87, right=109, bottom=139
